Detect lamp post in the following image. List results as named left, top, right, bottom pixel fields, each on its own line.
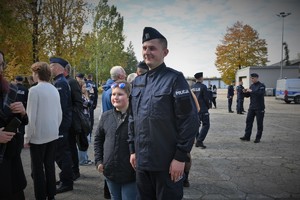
left=276, top=12, right=291, bottom=79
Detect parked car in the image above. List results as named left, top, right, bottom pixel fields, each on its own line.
left=275, top=78, right=300, bottom=104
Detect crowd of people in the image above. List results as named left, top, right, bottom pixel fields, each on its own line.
left=0, top=27, right=266, bottom=200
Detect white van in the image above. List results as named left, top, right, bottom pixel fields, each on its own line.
left=275, top=78, right=300, bottom=104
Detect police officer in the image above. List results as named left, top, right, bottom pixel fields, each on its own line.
left=240, top=73, right=265, bottom=143
left=85, top=74, right=98, bottom=133
left=191, top=72, right=211, bottom=149
left=15, top=76, right=28, bottom=137
left=128, top=27, right=198, bottom=200
left=136, top=60, right=149, bottom=75
left=49, top=57, right=73, bottom=193
left=236, top=80, right=245, bottom=114
left=65, top=67, right=84, bottom=181
left=227, top=81, right=235, bottom=113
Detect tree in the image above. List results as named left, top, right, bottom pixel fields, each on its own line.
left=125, top=41, right=138, bottom=74
left=90, top=0, right=127, bottom=82
left=215, top=21, right=268, bottom=84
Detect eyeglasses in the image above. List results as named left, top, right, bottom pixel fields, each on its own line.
left=111, top=82, right=126, bottom=89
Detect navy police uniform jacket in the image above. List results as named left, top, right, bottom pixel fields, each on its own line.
left=128, top=63, right=198, bottom=171
left=53, top=74, right=72, bottom=135
left=86, top=79, right=98, bottom=109
left=236, top=85, right=245, bottom=99
left=227, top=85, right=234, bottom=98
left=16, top=83, right=28, bottom=108
left=244, top=81, right=265, bottom=110
left=191, top=82, right=210, bottom=113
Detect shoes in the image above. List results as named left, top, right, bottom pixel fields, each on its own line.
left=237, top=112, right=244, bottom=114
left=56, top=184, right=73, bottom=194
left=254, top=139, right=260, bottom=143
left=73, top=172, right=80, bottom=181
left=80, top=160, right=94, bottom=166
left=183, top=179, right=190, bottom=187
left=240, top=136, right=250, bottom=141
left=195, top=141, right=206, bottom=149
left=229, top=111, right=234, bottom=113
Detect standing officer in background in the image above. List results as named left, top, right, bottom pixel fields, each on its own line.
left=14, top=76, right=29, bottom=138
left=64, top=65, right=84, bottom=181
left=136, top=61, right=149, bottom=76
left=227, top=81, right=235, bottom=113
left=191, top=72, right=211, bottom=149
left=86, top=74, right=98, bottom=134
left=49, top=57, right=74, bottom=193
left=236, top=80, right=245, bottom=114
left=128, top=27, right=198, bottom=200
left=240, top=73, right=265, bottom=143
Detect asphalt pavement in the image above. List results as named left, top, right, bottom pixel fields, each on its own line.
left=22, top=89, right=300, bottom=200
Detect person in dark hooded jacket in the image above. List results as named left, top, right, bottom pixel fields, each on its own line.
left=95, top=80, right=136, bottom=199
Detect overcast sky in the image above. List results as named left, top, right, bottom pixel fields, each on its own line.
left=90, top=0, right=300, bottom=78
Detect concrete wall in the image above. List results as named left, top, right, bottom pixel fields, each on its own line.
left=236, top=66, right=300, bottom=89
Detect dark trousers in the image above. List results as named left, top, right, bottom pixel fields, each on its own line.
left=245, top=109, right=265, bottom=140
left=55, top=136, right=73, bottom=186
left=212, top=97, right=217, bottom=108
left=0, top=191, right=25, bottom=200
left=30, top=140, right=57, bottom=200
left=136, top=170, right=183, bottom=200
left=196, top=112, right=210, bottom=142
left=89, top=108, right=95, bottom=133
left=236, top=98, right=244, bottom=113
left=68, top=128, right=79, bottom=175
left=228, top=98, right=233, bottom=112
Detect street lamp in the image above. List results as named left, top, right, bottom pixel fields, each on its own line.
left=276, top=12, right=291, bottom=79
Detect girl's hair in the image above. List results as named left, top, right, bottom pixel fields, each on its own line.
left=31, top=62, right=51, bottom=82
left=111, top=80, right=131, bottom=97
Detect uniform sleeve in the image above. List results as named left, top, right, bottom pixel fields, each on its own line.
left=173, top=75, right=198, bottom=162
left=55, top=82, right=69, bottom=115
left=69, top=79, right=83, bottom=109
left=128, top=106, right=135, bottom=154
left=24, top=89, right=38, bottom=144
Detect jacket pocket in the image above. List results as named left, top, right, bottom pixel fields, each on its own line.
left=151, top=88, right=173, bottom=118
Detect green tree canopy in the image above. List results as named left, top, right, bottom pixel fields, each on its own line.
left=215, top=21, right=268, bottom=84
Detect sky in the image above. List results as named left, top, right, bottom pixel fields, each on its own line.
left=89, top=0, right=300, bottom=78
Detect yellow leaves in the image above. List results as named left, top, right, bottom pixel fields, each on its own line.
left=215, top=21, right=268, bottom=84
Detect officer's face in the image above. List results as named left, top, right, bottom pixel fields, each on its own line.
left=111, top=87, right=129, bottom=111
left=251, top=77, right=258, bottom=83
left=142, top=39, right=168, bottom=69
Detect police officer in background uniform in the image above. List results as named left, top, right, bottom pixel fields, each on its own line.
left=236, top=80, right=245, bottom=114
left=85, top=74, right=98, bottom=133
left=15, top=76, right=28, bottom=137
left=65, top=67, right=84, bottom=181
left=128, top=27, right=198, bottom=200
left=49, top=57, right=74, bottom=193
left=191, top=72, right=211, bottom=149
left=227, top=81, right=235, bottom=113
left=240, top=73, right=265, bottom=143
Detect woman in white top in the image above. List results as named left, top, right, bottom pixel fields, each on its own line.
left=24, top=62, right=62, bottom=200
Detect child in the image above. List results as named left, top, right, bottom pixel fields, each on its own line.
left=94, top=80, right=136, bottom=199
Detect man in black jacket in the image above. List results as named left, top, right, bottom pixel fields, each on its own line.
left=64, top=65, right=84, bottom=181
left=227, top=81, right=235, bottom=113
left=240, top=73, right=265, bottom=143
left=128, top=27, right=198, bottom=200
left=50, top=57, right=73, bottom=193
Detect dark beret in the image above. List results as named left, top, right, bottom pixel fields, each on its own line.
left=76, top=73, right=84, bottom=79
left=250, top=73, right=259, bottom=78
left=142, top=27, right=166, bottom=43
left=15, top=75, right=23, bottom=81
left=137, top=61, right=148, bottom=70
left=194, top=72, right=203, bottom=79
left=49, top=57, right=69, bottom=68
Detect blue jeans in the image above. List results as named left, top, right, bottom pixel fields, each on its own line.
left=78, top=150, right=88, bottom=164
left=105, top=178, right=137, bottom=200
